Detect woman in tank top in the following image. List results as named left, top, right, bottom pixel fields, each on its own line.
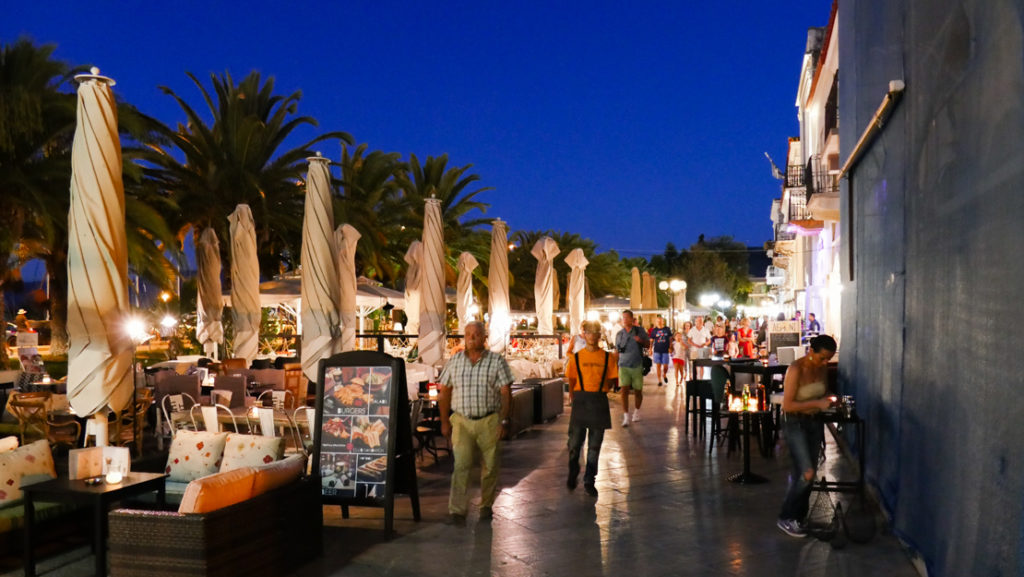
left=777, top=335, right=838, bottom=538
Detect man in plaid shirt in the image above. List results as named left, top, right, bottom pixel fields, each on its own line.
left=439, top=321, right=514, bottom=526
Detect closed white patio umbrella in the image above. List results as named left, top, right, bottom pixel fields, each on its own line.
left=487, top=219, right=511, bottom=353
left=403, top=241, right=422, bottom=335
left=418, top=198, right=446, bottom=368
left=642, top=271, right=657, bottom=326
left=335, top=224, right=361, bottom=352
left=630, top=267, right=642, bottom=315
left=456, top=252, right=478, bottom=332
left=66, top=68, right=133, bottom=426
left=196, top=227, right=224, bottom=359
left=300, top=154, right=341, bottom=382
left=228, top=204, right=259, bottom=365
left=565, top=248, right=589, bottom=338
left=531, top=237, right=560, bottom=335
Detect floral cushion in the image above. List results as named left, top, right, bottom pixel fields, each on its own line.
left=219, top=434, right=284, bottom=472
left=0, top=440, right=56, bottom=507
left=165, top=430, right=229, bottom=483
left=0, top=436, right=18, bottom=453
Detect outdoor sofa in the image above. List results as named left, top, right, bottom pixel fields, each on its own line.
left=108, top=430, right=321, bottom=576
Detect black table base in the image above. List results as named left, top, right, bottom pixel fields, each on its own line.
left=728, top=411, right=769, bottom=485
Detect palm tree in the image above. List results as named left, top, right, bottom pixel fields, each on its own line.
left=0, top=40, right=81, bottom=363
left=395, top=154, right=492, bottom=252
left=142, top=71, right=352, bottom=279
left=335, top=143, right=408, bottom=284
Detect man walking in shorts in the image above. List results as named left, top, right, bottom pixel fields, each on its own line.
left=649, top=316, right=673, bottom=386
left=614, top=310, right=650, bottom=426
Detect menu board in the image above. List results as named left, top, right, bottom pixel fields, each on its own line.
left=768, top=320, right=802, bottom=355
left=312, top=350, right=420, bottom=532
left=319, top=365, right=392, bottom=499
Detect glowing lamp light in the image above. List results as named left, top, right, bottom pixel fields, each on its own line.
left=160, top=315, right=178, bottom=329
left=126, top=318, right=149, bottom=344
left=41, top=374, right=52, bottom=385
left=747, top=398, right=758, bottom=412
left=428, top=387, right=438, bottom=399
left=159, top=291, right=172, bottom=303
left=393, top=322, right=404, bottom=332
left=729, top=397, right=743, bottom=412
left=699, top=293, right=720, bottom=308
left=585, top=310, right=600, bottom=321
left=607, top=311, right=620, bottom=322
left=105, top=471, right=123, bottom=485
left=559, top=315, right=568, bottom=325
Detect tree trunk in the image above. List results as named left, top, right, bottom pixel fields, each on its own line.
left=47, top=256, right=69, bottom=356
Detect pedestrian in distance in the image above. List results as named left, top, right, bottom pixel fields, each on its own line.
left=565, top=321, right=618, bottom=497
left=439, top=321, right=515, bottom=526
left=649, top=316, right=673, bottom=386
left=671, top=327, right=689, bottom=385
left=614, top=310, right=650, bottom=427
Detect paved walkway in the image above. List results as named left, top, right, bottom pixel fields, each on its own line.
left=296, top=374, right=921, bottom=577
left=4, top=374, right=921, bottom=577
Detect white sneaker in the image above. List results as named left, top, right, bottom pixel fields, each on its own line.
left=631, top=410, right=641, bottom=422
left=621, top=413, right=630, bottom=427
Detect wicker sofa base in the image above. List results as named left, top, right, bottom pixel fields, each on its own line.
left=108, top=477, right=321, bottom=577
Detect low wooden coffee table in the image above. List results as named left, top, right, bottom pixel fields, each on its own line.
left=23, top=471, right=167, bottom=577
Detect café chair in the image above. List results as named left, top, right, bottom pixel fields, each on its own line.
left=256, top=389, right=294, bottom=411
left=9, top=391, right=51, bottom=444
left=109, top=393, right=154, bottom=455
left=212, top=374, right=248, bottom=408
left=209, top=389, right=233, bottom=407
left=414, top=400, right=450, bottom=462
left=160, top=392, right=197, bottom=440
left=283, top=363, right=309, bottom=406
left=9, top=391, right=81, bottom=451
left=292, top=406, right=316, bottom=455
left=220, top=358, right=248, bottom=371
left=190, top=403, right=238, bottom=433
left=708, top=365, right=739, bottom=454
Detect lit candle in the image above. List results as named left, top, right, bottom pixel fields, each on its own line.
left=428, top=387, right=438, bottom=398
left=105, top=471, right=123, bottom=484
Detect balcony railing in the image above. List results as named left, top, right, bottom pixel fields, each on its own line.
left=805, top=155, right=839, bottom=199
left=786, top=164, right=805, bottom=188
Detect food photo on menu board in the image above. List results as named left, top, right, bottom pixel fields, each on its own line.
left=320, top=452, right=357, bottom=497
left=323, top=366, right=392, bottom=417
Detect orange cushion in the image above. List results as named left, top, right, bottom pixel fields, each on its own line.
left=177, top=467, right=256, bottom=514
left=251, top=454, right=305, bottom=496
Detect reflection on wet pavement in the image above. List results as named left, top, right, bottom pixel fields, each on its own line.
left=296, top=375, right=919, bottom=577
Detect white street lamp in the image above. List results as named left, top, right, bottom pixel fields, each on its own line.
left=659, top=279, right=687, bottom=331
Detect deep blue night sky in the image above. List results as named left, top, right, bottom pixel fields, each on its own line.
left=4, top=1, right=829, bottom=257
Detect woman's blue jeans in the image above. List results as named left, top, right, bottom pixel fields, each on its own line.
left=779, top=413, right=824, bottom=521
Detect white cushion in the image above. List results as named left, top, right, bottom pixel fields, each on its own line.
left=0, top=440, right=56, bottom=506
left=219, top=434, right=284, bottom=472
left=164, top=430, right=229, bottom=482
left=0, top=436, right=18, bottom=453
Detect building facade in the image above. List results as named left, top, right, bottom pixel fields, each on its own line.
left=840, top=1, right=1024, bottom=575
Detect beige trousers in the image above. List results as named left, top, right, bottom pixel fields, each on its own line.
left=449, top=412, right=501, bottom=515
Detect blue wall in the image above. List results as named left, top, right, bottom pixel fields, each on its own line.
left=840, top=2, right=1024, bottom=575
